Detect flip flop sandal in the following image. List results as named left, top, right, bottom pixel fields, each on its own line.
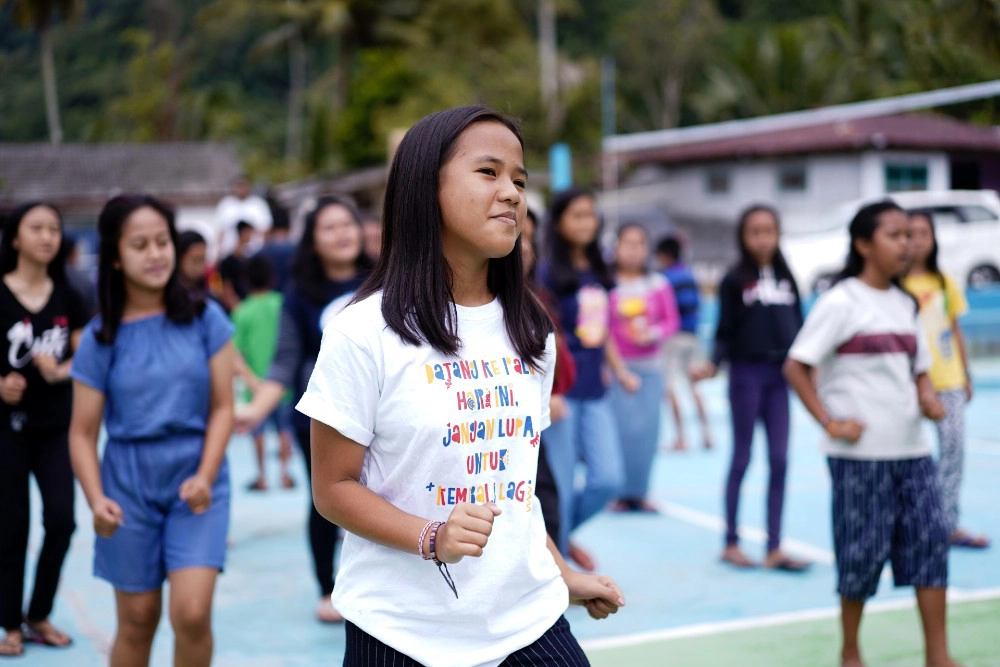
left=0, top=635, right=24, bottom=657
left=21, top=624, right=72, bottom=648
left=766, top=557, right=811, bottom=572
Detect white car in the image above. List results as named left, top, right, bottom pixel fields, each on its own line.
left=782, top=190, right=1000, bottom=295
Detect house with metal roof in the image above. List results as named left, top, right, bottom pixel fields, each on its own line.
left=601, top=80, right=1000, bottom=234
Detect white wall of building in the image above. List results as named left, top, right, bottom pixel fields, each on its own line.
left=615, top=150, right=952, bottom=232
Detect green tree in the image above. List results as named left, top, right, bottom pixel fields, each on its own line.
left=1, top=0, right=83, bottom=144
left=611, top=0, right=722, bottom=131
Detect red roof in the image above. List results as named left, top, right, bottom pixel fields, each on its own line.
left=622, top=113, right=1000, bottom=165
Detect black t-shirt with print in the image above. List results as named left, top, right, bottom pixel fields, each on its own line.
left=0, top=280, right=89, bottom=432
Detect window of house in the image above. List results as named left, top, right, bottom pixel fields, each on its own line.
left=777, top=164, right=807, bottom=192
left=885, top=164, right=928, bottom=192
left=706, top=169, right=730, bottom=194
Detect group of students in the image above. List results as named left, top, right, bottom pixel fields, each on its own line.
left=0, top=103, right=984, bottom=667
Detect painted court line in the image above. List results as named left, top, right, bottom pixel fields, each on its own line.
left=581, top=587, right=1000, bottom=651
left=660, top=501, right=835, bottom=566
left=967, top=438, right=1000, bottom=456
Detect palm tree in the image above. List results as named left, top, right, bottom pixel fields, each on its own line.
left=2, top=0, right=82, bottom=144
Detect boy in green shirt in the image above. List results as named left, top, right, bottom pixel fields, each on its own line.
left=233, top=255, right=294, bottom=490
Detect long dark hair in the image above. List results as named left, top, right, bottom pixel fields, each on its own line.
left=292, top=195, right=373, bottom=305
left=835, top=199, right=917, bottom=309
left=95, top=194, right=202, bottom=344
left=734, top=204, right=797, bottom=290
left=544, top=187, right=614, bottom=295
left=354, top=105, right=552, bottom=368
left=0, top=201, right=70, bottom=282
left=907, top=209, right=946, bottom=290
left=614, top=222, right=651, bottom=275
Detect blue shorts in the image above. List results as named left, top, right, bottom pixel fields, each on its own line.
left=96, top=435, right=230, bottom=593
left=828, top=456, right=949, bottom=600
left=251, top=402, right=294, bottom=437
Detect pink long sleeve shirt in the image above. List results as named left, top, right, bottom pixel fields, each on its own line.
left=610, top=273, right=681, bottom=366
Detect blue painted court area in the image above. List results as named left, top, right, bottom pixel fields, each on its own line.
left=21, top=360, right=1000, bottom=665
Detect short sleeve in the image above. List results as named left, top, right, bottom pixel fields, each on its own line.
left=537, top=333, right=557, bottom=432
left=944, top=276, right=969, bottom=322
left=788, top=291, right=848, bottom=366
left=296, top=326, right=378, bottom=446
left=199, top=300, right=234, bottom=358
left=70, top=322, right=112, bottom=393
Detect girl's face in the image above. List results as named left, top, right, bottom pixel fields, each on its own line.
left=439, top=121, right=526, bottom=262
left=117, top=206, right=175, bottom=292
left=15, top=205, right=61, bottom=267
left=521, top=215, right=536, bottom=277
left=908, top=214, right=934, bottom=266
left=615, top=226, right=648, bottom=273
left=557, top=196, right=599, bottom=249
left=314, top=204, right=363, bottom=267
left=179, top=242, right=207, bottom=286
left=857, top=209, right=911, bottom=279
left=742, top=209, right=779, bottom=266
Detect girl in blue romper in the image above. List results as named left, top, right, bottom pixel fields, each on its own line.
left=69, top=195, right=235, bottom=667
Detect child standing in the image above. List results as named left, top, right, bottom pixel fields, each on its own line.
left=784, top=201, right=958, bottom=667
left=608, top=224, right=679, bottom=512
left=301, top=106, right=623, bottom=666
left=69, top=195, right=235, bottom=667
left=656, top=235, right=712, bottom=451
left=693, top=205, right=808, bottom=571
left=0, top=202, right=88, bottom=656
left=903, top=210, right=988, bottom=549
left=236, top=195, right=371, bottom=623
left=540, top=188, right=638, bottom=570
left=232, top=255, right=295, bottom=491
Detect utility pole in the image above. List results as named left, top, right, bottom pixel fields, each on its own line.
left=538, top=0, right=558, bottom=133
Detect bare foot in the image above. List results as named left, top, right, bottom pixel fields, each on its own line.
left=926, top=657, right=964, bottom=667
left=841, top=656, right=866, bottom=667
left=315, top=597, right=343, bottom=624
left=23, top=619, right=71, bottom=647
left=281, top=474, right=296, bottom=489
left=721, top=545, right=756, bottom=568
left=568, top=541, right=597, bottom=572
left=670, top=440, right=688, bottom=452
left=702, top=437, right=713, bottom=450
left=0, top=630, right=24, bottom=656
left=949, top=529, right=990, bottom=549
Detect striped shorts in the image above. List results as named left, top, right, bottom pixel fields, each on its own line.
left=343, top=615, right=590, bottom=667
left=828, top=456, right=949, bottom=600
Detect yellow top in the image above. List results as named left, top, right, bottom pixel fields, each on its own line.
left=903, top=272, right=969, bottom=391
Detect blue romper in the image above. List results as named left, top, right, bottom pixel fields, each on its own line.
left=71, top=302, right=233, bottom=592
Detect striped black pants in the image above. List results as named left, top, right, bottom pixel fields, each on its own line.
left=344, top=615, right=590, bottom=666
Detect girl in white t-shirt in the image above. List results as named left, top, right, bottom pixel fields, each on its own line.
left=784, top=201, right=959, bottom=667
left=297, top=106, right=624, bottom=667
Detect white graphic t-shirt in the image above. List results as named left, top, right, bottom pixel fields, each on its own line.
left=296, top=293, right=567, bottom=667
left=788, top=278, right=932, bottom=460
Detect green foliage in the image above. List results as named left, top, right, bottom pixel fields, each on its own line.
left=2, top=0, right=1000, bottom=182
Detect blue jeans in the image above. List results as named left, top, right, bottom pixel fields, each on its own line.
left=609, top=366, right=664, bottom=499
left=543, top=396, right=624, bottom=554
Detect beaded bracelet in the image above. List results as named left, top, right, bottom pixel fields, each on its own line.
left=418, top=520, right=435, bottom=560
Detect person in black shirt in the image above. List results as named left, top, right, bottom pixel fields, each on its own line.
left=218, top=220, right=253, bottom=310
left=692, top=205, right=809, bottom=572
left=0, top=202, right=89, bottom=656
left=236, top=195, right=372, bottom=624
